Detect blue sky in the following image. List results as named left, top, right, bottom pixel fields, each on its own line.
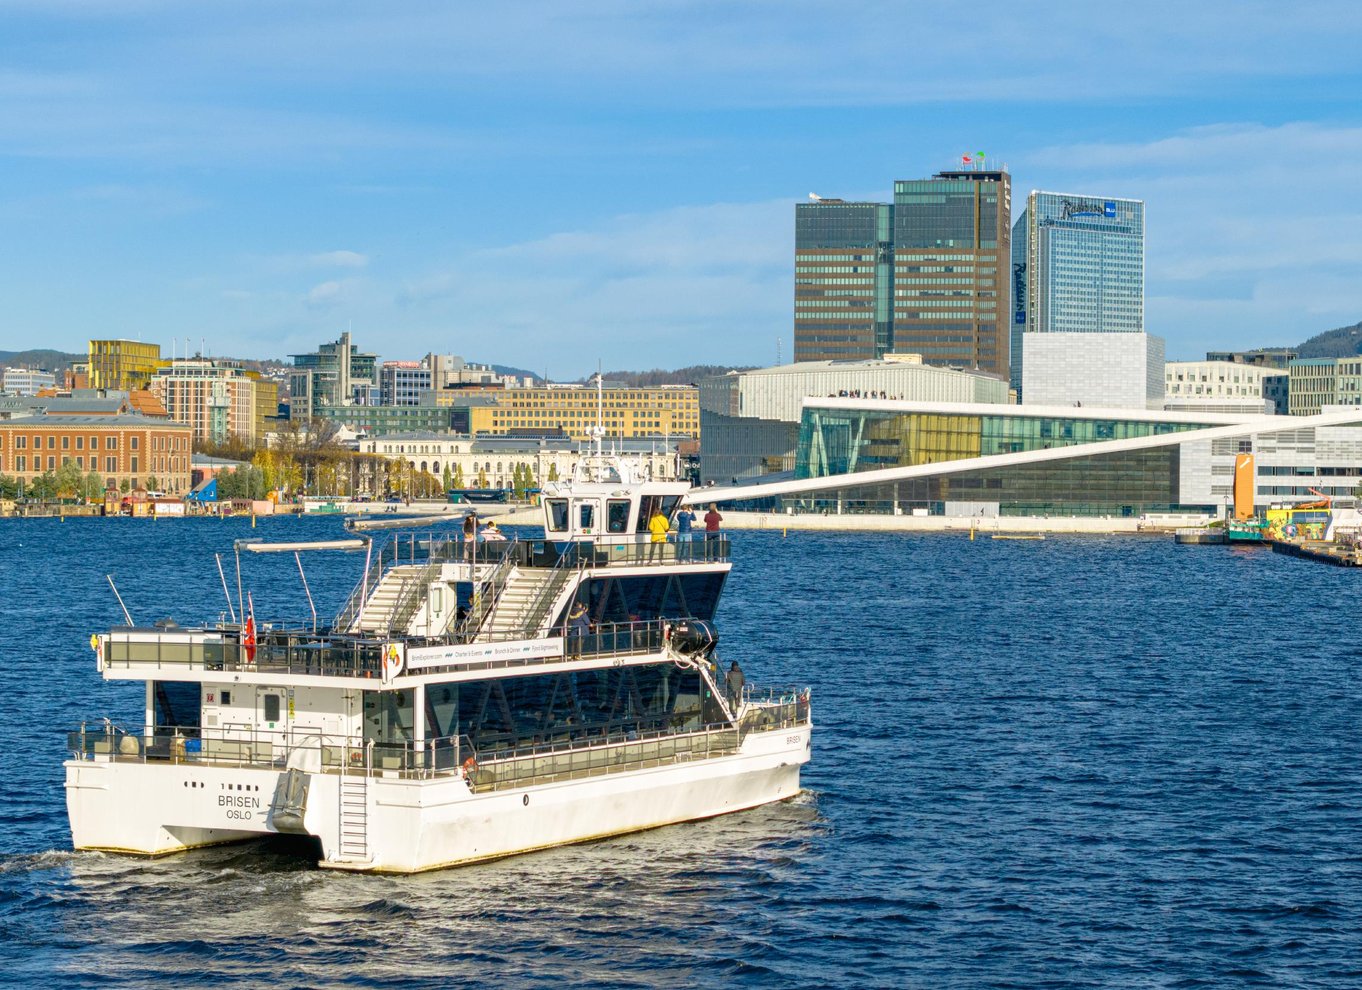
left=2, top=1, right=1361, bottom=378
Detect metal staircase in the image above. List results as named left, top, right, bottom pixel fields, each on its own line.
left=349, top=565, right=426, bottom=634
left=464, top=548, right=519, bottom=635
left=475, top=555, right=578, bottom=641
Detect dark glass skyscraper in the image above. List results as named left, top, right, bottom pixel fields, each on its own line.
left=892, top=170, right=1010, bottom=378
left=792, top=200, right=892, bottom=362
left=793, top=168, right=1011, bottom=379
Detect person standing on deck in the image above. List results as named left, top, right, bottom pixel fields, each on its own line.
left=462, top=511, right=477, bottom=565
left=704, top=504, right=723, bottom=545
left=674, top=504, right=695, bottom=560
left=726, top=660, right=745, bottom=709
left=648, top=506, right=670, bottom=562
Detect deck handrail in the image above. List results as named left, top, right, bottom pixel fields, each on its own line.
left=99, top=619, right=674, bottom=679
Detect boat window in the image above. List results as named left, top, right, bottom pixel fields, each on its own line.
left=154, top=681, right=201, bottom=730
left=636, top=495, right=662, bottom=532
left=263, top=694, right=281, bottom=723
left=607, top=499, right=631, bottom=533
left=547, top=499, right=569, bottom=532
left=660, top=495, right=681, bottom=517
left=578, top=503, right=595, bottom=530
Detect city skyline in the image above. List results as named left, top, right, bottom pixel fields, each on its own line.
left=2, top=2, right=1361, bottom=377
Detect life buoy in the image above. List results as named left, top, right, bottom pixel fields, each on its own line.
left=462, top=756, right=478, bottom=777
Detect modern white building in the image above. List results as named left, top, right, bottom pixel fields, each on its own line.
left=702, top=398, right=1362, bottom=518
left=360, top=432, right=682, bottom=489
left=2, top=367, right=57, bottom=396
left=698, top=357, right=1010, bottom=484
left=1021, top=332, right=1164, bottom=410
left=1165, top=360, right=1287, bottom=415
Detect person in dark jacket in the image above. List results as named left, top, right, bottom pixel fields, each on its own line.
left=725, top=660, right=745, bottom=708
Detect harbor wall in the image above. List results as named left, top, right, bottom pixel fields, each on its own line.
left=711, top=511, right=1215, bottom=535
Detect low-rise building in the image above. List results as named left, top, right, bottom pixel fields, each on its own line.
left=0, top=414, right=192, bottom=493
left=698, top=358, right=1009, bottom=484
left=2, top=368, right=57, bottom=395
left=360, top=432, right=682, bottom=489
left=1164, top=360, right=1287, bottom=415
left=438, top=383, right=699, bottom=442
left=1205, top=348, right=1296, bottom=370
left=711, top=398, right=1362, bottom=518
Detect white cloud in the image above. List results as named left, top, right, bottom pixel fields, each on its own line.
left=309, top=250, right=368, bottom=268
left=305, top=280, right=345, bottom=307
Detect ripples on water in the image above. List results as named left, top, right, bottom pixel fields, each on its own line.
left=2, top=517, right=1361, bottom=988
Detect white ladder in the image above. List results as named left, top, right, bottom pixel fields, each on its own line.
left=336, top=745, right=371, bottom=863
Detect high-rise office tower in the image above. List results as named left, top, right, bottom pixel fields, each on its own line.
left=1012, top=193, right=1158, bottom=408
left=793, top=200, right=893, bottom=362
left=891, top=169, right=1010, bottom=378
left=1011, top=192, right=1145, bottom=391
left=793, top=166, right=1011, bottom=379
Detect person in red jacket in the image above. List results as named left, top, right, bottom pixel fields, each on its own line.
left=703, top=504, right=723, bottom=546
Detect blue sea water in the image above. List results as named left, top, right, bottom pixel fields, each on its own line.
left=2, top=516, right=1361, bottom=989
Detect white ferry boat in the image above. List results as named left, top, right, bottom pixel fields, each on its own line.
left=65, top=458, right=812, bottom=872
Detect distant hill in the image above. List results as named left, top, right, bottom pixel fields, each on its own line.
left=0, top=349, right=83, bottom=371
left=1296, top=320, right=1362, bottom=359
left=492, top=364, right=543, bottom=383
left=575, top=365, right=756, bottom=387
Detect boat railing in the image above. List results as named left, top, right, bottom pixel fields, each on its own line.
left=98, top=618, right=674, bottom=678
left=65, top=719, right=743, bottom=784
left=66, top=722, right=372, bottom=772
left=572, top=535, right=730, bottom=566
left=739, top=685, right=812, bottom=738
left=425, top=721, right=742, bottom=791
left=333, top=536, right=727, bottom=634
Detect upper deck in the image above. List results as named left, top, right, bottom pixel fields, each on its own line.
left=97, top=616, right=678, bottom=687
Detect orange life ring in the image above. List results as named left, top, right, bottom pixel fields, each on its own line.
left=462, top=756, right=478, bottom=777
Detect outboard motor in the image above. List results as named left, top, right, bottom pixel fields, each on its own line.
left=668, top=619, right=718, bottom=658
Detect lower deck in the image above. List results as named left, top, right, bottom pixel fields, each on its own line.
left=66, top=696, right=813, bottom=872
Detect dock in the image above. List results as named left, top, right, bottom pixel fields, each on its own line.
left=1269, top=539, right=1362, bottom=567
left=1174, top=527, right=1227, bottom=545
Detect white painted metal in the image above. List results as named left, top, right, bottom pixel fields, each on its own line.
left=65, top=724, right=809, bottom=872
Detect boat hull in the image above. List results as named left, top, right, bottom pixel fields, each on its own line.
left=65, top=726, right=811, bottom=872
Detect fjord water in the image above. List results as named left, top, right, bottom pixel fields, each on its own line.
left=2, top=518, right=1360, bottom=989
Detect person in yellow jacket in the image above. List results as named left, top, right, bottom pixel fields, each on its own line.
left=647, top=506, right=671, bottom=562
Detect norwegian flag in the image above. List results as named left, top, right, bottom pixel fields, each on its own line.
left=242, top=593, right=257, bottom=663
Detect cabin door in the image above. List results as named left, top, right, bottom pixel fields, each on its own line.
left=256, top=687, right=288, bottom=734
left=573, top=499, right=601, bottom=538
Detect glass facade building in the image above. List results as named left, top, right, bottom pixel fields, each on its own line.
left=793, top=168, right=1011, bottom=379
left=793, top=201, right=893, bottom=362
left=891, top=171, right=1010, bottom=378
left=1011, top=192, right=1145, bottom=391
left=790, top=405, right=1214, bottom=516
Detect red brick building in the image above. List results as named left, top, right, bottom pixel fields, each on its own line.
left=0, top=414, right=192, bottom=494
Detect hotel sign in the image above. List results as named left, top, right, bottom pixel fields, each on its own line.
left=405, top=638, right=565, bottom=671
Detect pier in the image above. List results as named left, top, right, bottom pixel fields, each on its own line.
left=1269, top=539, right=1362, bottom=567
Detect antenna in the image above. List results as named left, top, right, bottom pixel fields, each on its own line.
left=594, top=360, right=604, bottom=463
left=776, top=337, right=782, bottom=365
